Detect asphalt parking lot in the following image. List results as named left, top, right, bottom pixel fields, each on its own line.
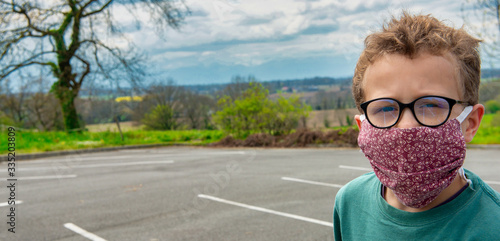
left=1, top=147, right=499, bottom=241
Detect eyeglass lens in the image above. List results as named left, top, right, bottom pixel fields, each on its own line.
left=366, top=96, right=451, bottom=128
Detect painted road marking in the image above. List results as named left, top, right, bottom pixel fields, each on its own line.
left=0, top=201, right=23, bottom=207
left=119, top=150, right=247, bottom=155
left=19, top=160, right=174, bottom=171
left=116, top=151, right=248, bottom=158
left=339, top=165, right=372, bottom=172
left=30, top=156, right=133, bottom=163
left=485, top=180, right=500, bottom=185
left=30, top=155, right=168, bottom=163
left=281, top=177, right=343, bottom=188
left=29, top=151, right=247, bottom=163
left=16, top=175, right=77, bottom=180
left=64, top=223, right=107, bottom=241
left=198, top=194, right=333, bottom=227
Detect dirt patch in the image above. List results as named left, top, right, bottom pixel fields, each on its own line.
left=212, top=136, right=244, bottom=147
left=210, top=128, right=359, bottom=148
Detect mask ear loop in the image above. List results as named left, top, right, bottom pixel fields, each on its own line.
left=456, top=106, right=473, bottom=124
left=358, top=115, right=366, bottom=153
left=459, top=167, right=472, bottom=186
left=456, top=106, right=473, bottom=185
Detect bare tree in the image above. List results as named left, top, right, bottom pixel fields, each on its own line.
left=25, top=92, right=64, bottom=131
left=0, top=0, right=189, bottom=132
left=147, top=79, right=183, bottom=108
left=180, top=89, right=216, bottom=129
left=0, top=79, right=29, bottom=126
left=216, top=75, right=256, bottom=101
left=464, top=0, right=500, bottom=63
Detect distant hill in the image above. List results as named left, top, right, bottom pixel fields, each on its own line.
left=481, top=68, right=500, bottom=79
left=184, top=68, right=500, bottom=95
left=80, top=68, right=499, bottom=98
left=184, top=76, right=352, bottom=95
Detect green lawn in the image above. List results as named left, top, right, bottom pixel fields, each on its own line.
left=0, top=128, right=224, bottom=154
left=470, top=113, right=500, bottom=145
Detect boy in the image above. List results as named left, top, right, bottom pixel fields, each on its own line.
left=333, top=12, right=500, bottom=240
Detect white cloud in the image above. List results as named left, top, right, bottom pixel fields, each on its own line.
left=107, top=0, right=492, bottom=81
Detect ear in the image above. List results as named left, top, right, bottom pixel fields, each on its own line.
left=463, top=104, right=484, bottom=143
left=355, top=115, right=363, bottom=130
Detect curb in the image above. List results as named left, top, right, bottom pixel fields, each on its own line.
left=466, top=144, right=500, bottom=150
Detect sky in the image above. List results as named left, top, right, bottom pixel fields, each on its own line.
left=112, top=0, right=497, bottom=86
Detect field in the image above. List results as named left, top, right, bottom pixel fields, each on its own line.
left=0, top=127, right=224, bottom=154
left=470, top=113, right=500, bottom=144
left=85, top=121, right=143, bottom=132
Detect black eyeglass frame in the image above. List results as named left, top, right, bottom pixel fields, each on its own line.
left=360, top=95, right=468, bottom=129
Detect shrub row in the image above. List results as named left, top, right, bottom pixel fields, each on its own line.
left=210, top=128, right=359, bottom=148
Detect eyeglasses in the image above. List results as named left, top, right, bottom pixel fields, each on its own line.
left=360, top=95, right=467, bottom=129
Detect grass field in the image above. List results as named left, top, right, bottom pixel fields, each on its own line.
left=470, top=113, right=500, bottom=145
left=0, top=128, right=224, bottom=154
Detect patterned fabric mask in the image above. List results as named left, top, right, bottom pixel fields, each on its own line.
left=358, top=106, right=473, bottom=208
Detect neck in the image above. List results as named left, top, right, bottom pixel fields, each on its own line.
left=384, top=172, right=467, bottom=212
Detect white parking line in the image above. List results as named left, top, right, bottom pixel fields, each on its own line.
left=118, top=150, right=247, bottom=155
left=64, top=223, right=107, bottom=241
left=16, top=175, right=77, bottom=180
left=198, top=194, right=333, bottom=227
left=30, top=155, right=133, bottom=163
left=281, top=177, right=343, bottom=188
left=0, top=201, right=23, bottom=207
left=485, top=180, right=500, bottom=185
left=19, top=160, right=174, bottom=171
left=339, top=165, right=372, bottom=172
left=30, top=151, right=247, bottom=163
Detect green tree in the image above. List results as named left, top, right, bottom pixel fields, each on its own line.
left=268, top=95, right=311, bottom=135
left=142, top=104, right=178, bottom=130
left=214, top=83, right=269, bottom=138
left=0, top=0, right=188, bottom=132
left=213, top=83, right=310, bottom=138
left=485, top=99, right=500, bottom=114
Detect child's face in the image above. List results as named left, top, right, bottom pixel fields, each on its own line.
left=358, top=52, right=464, bottom=129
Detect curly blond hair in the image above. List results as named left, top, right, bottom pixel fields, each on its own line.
left=352, top=12, right=481, bottom=111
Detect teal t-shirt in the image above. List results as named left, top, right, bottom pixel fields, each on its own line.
left=333, top=169, right=500, bottom=240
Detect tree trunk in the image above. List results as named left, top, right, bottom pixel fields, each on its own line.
left=54, top=56, right=83, bottom=133
left=115, top=115, right=124, bottom=141
left=58, top=87, right=81, bottom=133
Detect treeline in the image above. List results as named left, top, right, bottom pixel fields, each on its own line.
left=480, top=79, right=500, bottom=126
left=185, top=75, right=356, bottom=111
left=0, top=76, right=310, bottom=136
left=185, top=76, right=352, bottom=95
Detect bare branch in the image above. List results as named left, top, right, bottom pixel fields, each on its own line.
left=82, top=0, right=113, bottom=17
left=15, top=1, right=52, bottom=36
left=74, top=54, right=90, bottom=86
left=1, top=60, right=54, bottom=80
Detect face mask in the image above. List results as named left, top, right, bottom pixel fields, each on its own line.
left=358, top=106, right=473, bottom=209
